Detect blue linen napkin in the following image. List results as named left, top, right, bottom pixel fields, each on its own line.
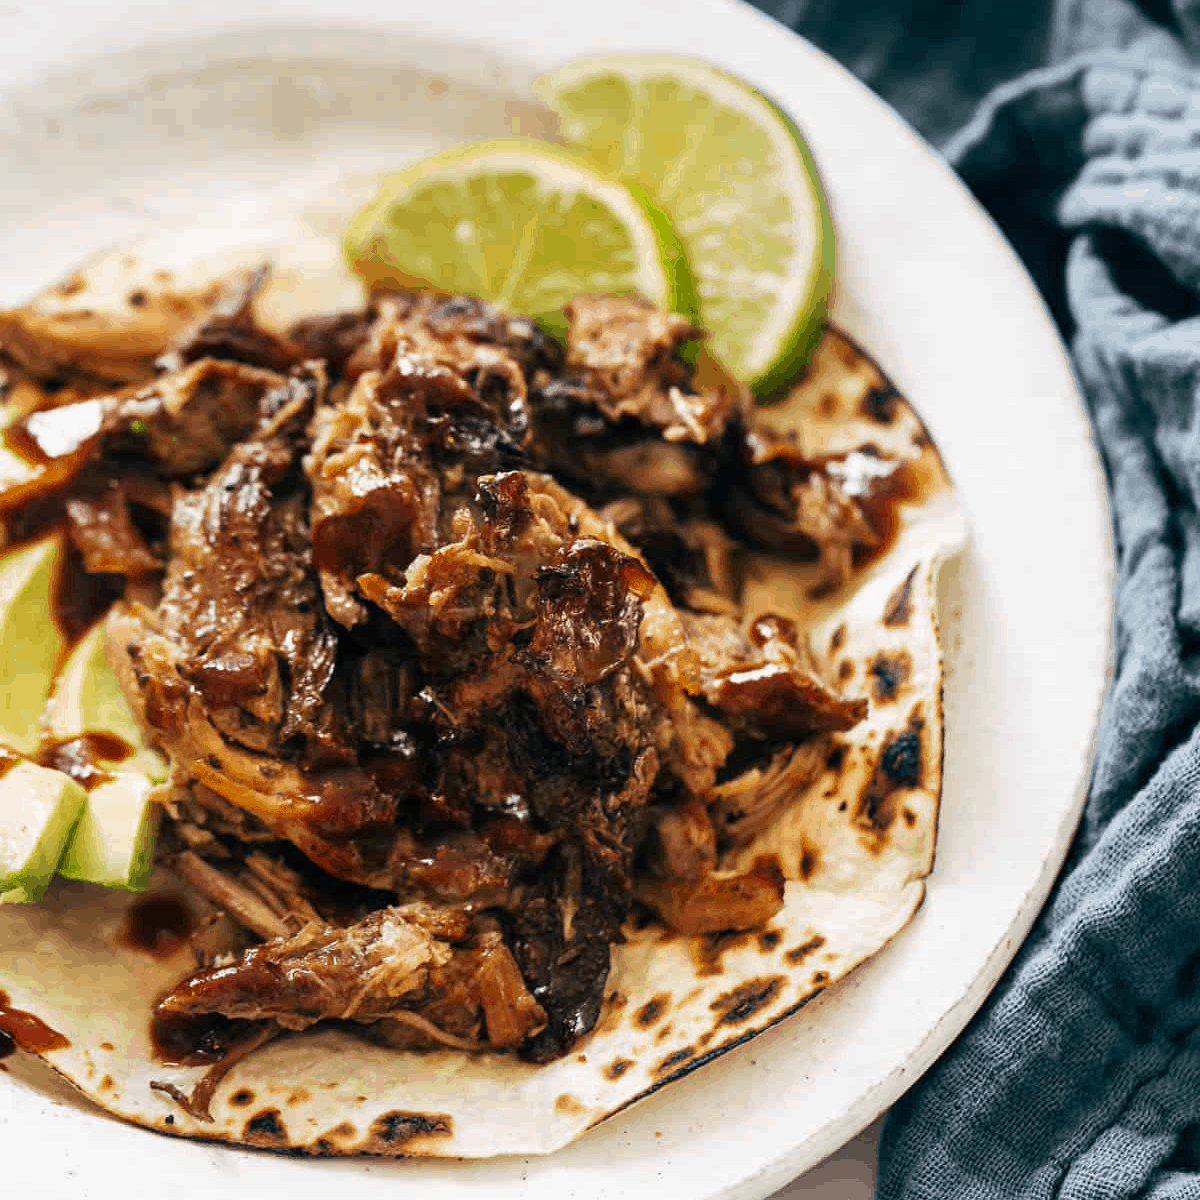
left=749, top=1, right=1200, bottom=1195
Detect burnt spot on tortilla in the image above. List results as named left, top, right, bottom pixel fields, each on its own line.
left=711, top=977, right=785, bottom=1026
left=655, top=1047, right=696, bottom=1076
left=57, top=273, right=86, bottom=297
left=128, top=290, right=147, bottom=308
left=656, top=1024, right=674, bottom=1042
left=818, top=392, right=837, bottom=417
left=242, top=1109, right=287, bottom=1145
left=365, top=1111, right=453, bottom=1149
left=903, top=806, right=917, bottom=827
left=629, top=901, right=658, bottom=931
left=288, top=1087, right=311, bottom=1105
left=606, top=1058, right=633, bottom=1080
left=759, top=928, right=782, bottom=951
left=883, top=566, right=919, bottom=627
left=577, top=1054, right=588, bottom=1064
left=838, top=659, right=854, bottom=682
left=861, top=383, right=900, bottom=423
left=694, top=927, right=753, bottom=977
left=101, top=1041, right=114, bottom=1051
left=786, top=934, right=826, bottom=965
left=635, top=994, right=671, bottom=1029
left=826, top=744, right=846, bottom=772
left=799, top=841, right=820, bottom=881
left=813, top=971, right=829, bottom=985
left=870, top=650, right=912, bottom=702
left=99, top=1074, right=113, bottom=1091
left=231, top=1088, right=255, bottom=1107
left=829, top=624, right=847, bottom=653
left=857, top=710, right=925, bottom=842
left=163, top=1113, right=174, bottom=1125
left=556, top=1093, right=585, bottom=1116
left=596, top=990, right=629, bottom=1032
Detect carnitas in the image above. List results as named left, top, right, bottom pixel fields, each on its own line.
left=0, top=280, right=893, bottom=1069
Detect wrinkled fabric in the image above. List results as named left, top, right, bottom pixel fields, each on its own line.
left=750, top=1, right=1200, bottom=1196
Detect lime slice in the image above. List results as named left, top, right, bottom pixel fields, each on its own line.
left=345, top=139, right=696, bottom=320
left=536, top=54, right=834, bottom=394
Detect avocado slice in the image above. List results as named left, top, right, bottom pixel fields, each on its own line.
left=45, top=620, right=167, bottom=890
left=0, top=755, right=87, bottom=902
left=0, top=534, right=65, bottom=755
left=57, top=771, right=159, bottom=890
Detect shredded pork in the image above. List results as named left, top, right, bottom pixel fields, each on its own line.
left=0, top=277, right=891, bottom=1065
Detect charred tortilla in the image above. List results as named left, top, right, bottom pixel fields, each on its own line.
left=0, top=249, right=965, bottom=1157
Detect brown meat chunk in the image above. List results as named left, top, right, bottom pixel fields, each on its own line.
left=642, top=798, right=718, bottom=882
left=728, top=430, right=902, bottom=588
left=563, top=295, right=728, bottom=440
left=3, top=358, right=287, bottom=513
left=636, top=857, right=785, bottom=935
left=155, top=906, right=546, bottom=1052
left=155, top=903, right=468, bottom=1029
left=708, top=739, right=830, bottom=849
left=157, top=268, right=301, bottom=375
left=524, top=296, right=740, bottom=497
left=682, top=611, right=866, bottom=738
left=64, top=481, right=159, bottom=576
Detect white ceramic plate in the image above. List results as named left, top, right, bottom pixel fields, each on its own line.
left=0, top=3, right=1112, bottom=1198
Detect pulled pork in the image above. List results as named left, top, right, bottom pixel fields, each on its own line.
left=1, top=281, right=886, bottom=1066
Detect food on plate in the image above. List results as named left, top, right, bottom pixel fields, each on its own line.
left=0, top=262, right=962, bottom=1155
left=0, top=52, right=964, bottom=1159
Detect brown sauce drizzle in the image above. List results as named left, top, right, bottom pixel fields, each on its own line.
left=0, top=988, right=70, bottom=1055
left=0, top=746, right=20, bottom=781
left=52, top=543, right=124, bottom=643
left=116, top=894, right=193, bottom=959
left=36, top=732, right=133, bottom=790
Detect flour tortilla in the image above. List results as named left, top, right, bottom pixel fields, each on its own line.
left=0, top=238, right=966, bottom=1158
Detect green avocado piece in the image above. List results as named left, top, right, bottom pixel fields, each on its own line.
left=0, top=756, right=87, bottom=902
left=0, top=534, right=65, bottom=756
left=57, top=770, right=158, bottom=890
left=45, top=620, right=166, bottom=890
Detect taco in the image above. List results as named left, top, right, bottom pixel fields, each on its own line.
left=0, top=245, right=964, bottom=1156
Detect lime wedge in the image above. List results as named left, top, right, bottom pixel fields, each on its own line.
left=536, top=54, right=834, bottom=393
left=345, top=138, right=696, bottom=320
